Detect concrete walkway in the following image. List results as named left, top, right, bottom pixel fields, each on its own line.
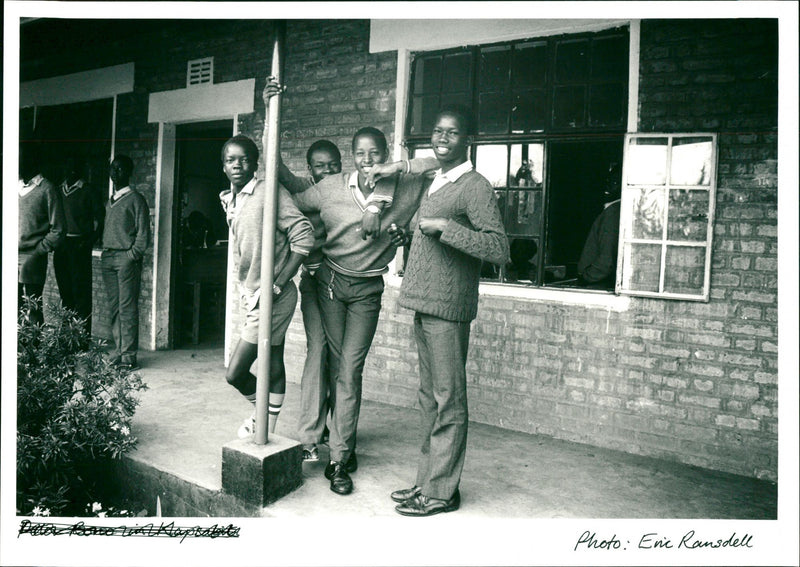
left=128, top=346, right=776, bottom=519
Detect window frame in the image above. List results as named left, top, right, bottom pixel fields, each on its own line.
left=616, top=132, right=719, bottom=302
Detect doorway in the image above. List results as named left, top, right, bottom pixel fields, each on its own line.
left=171, top=120, right=232, bottom=347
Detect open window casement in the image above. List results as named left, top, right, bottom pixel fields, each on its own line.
left=616, top=133, right=718, bottom=301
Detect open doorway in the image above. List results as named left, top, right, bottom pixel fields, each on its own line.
left=172, top=120, right=232, bottom=347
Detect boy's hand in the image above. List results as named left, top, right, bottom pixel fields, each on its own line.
left=418, top=218, right=448, bottom=238
left=262, top=76, right=286, bottom=106
left=387, top=223, right=411, bottom=247
left=365, top=162, right=402, bottom=189
left=361, top=210, right=381, bottom=240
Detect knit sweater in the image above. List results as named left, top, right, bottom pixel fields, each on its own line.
left=18, top=175, right=66, bottom=253
left=220, top=178, right=314, bottom=293
left=102, top=189, right=151, bottom=261
left=399, top=169, right=510, bottom=322
left=60, top=179, right=104, bottom=241
left=291, top=172, right=426, bottom=277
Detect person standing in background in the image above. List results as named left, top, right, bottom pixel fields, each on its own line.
left=18, top=141, right=66, bottom=326
left=53, top=155, right=105, bottom=335
left=100, top=155, right=150, bottom=370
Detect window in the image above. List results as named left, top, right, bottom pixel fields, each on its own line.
left=618, top=133, right=718, bottom=301
left=406, top=28, right=629, bottom=290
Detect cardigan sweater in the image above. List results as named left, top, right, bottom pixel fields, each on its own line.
left=291, top=172, right=426, bottom=277
left=220, top=178, right=314, bottom=293
left=399, top=168, right=510, bottom=322
left=102, top=188, right=151, bottom=261
left=18, top=175, right=66, bottom=254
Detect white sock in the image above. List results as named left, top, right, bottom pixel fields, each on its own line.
left=268, top=392, right=285, bottom=433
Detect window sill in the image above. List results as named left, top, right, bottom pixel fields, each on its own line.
left=386, top=271, right=631, bottom=311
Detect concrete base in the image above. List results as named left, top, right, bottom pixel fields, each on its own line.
left=221, top=434, right=303, bottom=507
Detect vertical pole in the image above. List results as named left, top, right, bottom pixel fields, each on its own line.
left=254, top=21, right=286, bottom=445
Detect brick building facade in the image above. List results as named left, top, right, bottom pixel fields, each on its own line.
left=19, top=18, right=781, bottom=481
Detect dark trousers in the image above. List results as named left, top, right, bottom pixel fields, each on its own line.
left=316, top=263, right=384, bottom=463
left=297, top=270, right=335, bottom=446
left=413, top=312, right=471, bottom=501
left=101, top=250, right=142, bottom=363
left=54, top=236, right=94, bottom=334
left=18, top=250, right=47, bottom=326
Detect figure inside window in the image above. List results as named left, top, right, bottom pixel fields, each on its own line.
left=577, top=162, right=622, bottom=289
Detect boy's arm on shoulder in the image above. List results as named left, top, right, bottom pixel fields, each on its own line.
left=439, top=175, right=510, bottom=266
left=277, top=186, right=315, bottom=256
left=279, top=161, right=314, bottom=194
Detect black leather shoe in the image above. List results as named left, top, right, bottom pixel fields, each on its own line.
left=391, top=485, right=422, bottom=503
left=395, top=490, right=460, bottom=517
left=324, top=453, right=357, bottom=480
left=329, top=462, right=353, bottom=495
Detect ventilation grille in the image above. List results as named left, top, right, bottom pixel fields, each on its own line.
left=187, top=57, right=213, bottom=86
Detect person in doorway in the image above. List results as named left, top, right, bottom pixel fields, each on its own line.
left=18, top=141, right=66, bottom=326
left=53, top=155, right=105, bottom=335
left=218, top=134, right=314, bottom=438
left=100, top=155, right=150, bottom=370
left=365, top=106, right=510, bottom=516
left=577, top=162, right=622, bottom=290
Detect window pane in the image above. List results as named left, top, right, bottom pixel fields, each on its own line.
left=512, top=42, right=547, bottom=88
left=555, top=39, right=589, bottom=82
left=443, top=52, right=472, bottom=92
left=552, top=85, right=586, bottom=128
left=440, top=92, right=473, bottom=113
left=671, top=137, right=714, bottom=186
left=664, top=245, right=706, bottom=295
left=475, top=145, right=508, bottom=188
left=626, top=137, right=668, bottom=185
left=505, top=189, right=542, bottom=237
left=479, top=45, right=510, bottom=89
left=588, top=83, right=627, bottom=127
left=591, top=35, right=629, bottom=80
left=511, top=89, right=547, bottom=133
left=622, top=242, right=661, bottom=292
left=509, top=143, right=544, bottom=187
left=668, top=189, right=709, bottom=241
left=414, top=56, right=441, bottom=93
left=629, top=187, right=665, bottom=239
left=410, top=94, right=441, bottom=135
left=479, top=91, right=510, bottom=134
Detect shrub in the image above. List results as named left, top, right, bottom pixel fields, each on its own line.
left=17, top=297, right=148, bottom=516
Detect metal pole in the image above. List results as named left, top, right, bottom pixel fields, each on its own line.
left=254, top=21, right=286, bottom=445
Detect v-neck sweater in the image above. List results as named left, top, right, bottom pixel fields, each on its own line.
left=292, top=172, right=427, bottom=277
left=399, top=169, right=510, bottom=322
left=102, top=189, right=151, bottom=261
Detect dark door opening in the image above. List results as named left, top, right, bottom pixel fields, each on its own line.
left=172, top=120, right=232, bottom=347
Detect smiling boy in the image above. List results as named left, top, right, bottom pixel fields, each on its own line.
left=366, top=107, right=510, bottom=516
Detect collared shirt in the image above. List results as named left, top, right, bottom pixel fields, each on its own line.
left=219, top=175, right=258, bottom=226
left=348, top=171, right=370, bottom=209
left=111, top=186, right=132, bottom=203
left=19, top=174, right=44, bottom=197
left=428, top=160, right=474, bottom=196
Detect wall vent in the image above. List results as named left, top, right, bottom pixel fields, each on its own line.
left=187, top=57, right=214, bottom=87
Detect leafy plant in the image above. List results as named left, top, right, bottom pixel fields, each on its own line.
left=17, top=297, right=148, bottom=516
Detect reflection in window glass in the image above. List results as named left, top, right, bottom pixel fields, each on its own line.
left=509, top=143, right=544, bottom=187
left=505, top=190, right=542, bottom=237
left=668, top=189, right=709, bottom=241
left=626, top=138, right=668, bottom=185
left=475, top=145, right=508, bottom=188
left=664, top=246, right=705, bottom=295
left=629, top=187, right=664, bottom=239
left=622, top=242, right=661, bottom=292
left=670, top=138, right=713, bottom=186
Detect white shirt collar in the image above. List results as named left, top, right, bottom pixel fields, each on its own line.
left=112, top=186, right=132, bottom=200
left=348, top=171, right=370, bottom=209
left=19, top=174, right=44, bottom=196
left=434, top=160, right=473, bottom=183
left=237, top=175, right=258, bottom=195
